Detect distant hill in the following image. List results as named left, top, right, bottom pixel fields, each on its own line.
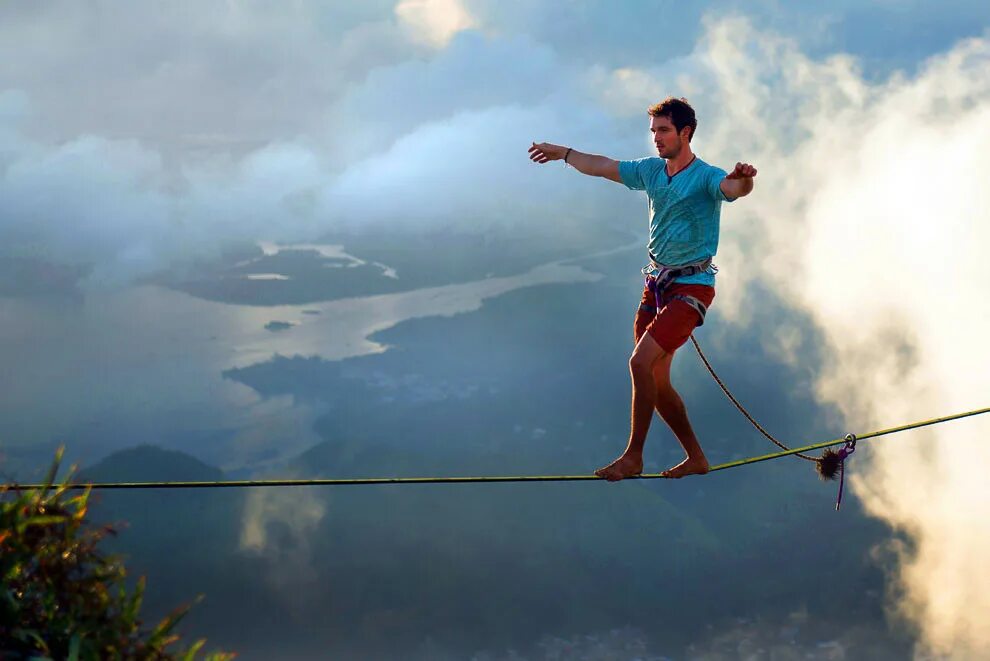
left=80, top=444, right=225, bottom=484
left=79, top=445, right=243, bottom=563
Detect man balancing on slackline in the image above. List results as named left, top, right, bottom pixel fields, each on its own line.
left=528, top=97, right=757, bottom=481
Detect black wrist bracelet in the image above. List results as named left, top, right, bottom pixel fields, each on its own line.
left=564, top=147, right=572, bottom=164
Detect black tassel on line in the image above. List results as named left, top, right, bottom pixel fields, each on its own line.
left=817, top=448, right=844, bottom=481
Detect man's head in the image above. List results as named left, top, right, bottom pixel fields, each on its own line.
left=648, top=97, right=697, bottom=159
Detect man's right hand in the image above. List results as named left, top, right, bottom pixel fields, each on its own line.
left=528, top=143, right=623, bottom=183
left=528, top=142, right=568, bottom=164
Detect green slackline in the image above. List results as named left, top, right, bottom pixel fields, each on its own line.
left=3, top=406, right=987, bottom=492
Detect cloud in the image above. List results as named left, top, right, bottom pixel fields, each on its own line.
left=0, top=24, right=642, bottom=285
left=636, top=17, right=990, bottom=658
left=6, top=1, right=987, bottom=291
left=324, top=103, right=631, bottom=236
left=0, top=117, right=336, bottom=284
left=0, top=2, right=417, bottom=155
left=240, top=485, right=327, bottom=609
left=395, top=0, right=478, bottom=48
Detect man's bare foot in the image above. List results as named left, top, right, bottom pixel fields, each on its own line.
left=595, top=454, right=644, bottom=482
left=660, top=456, right=710, bottom=479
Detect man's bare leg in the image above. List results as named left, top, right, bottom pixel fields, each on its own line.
left=595, top=333, right=666, bottom=481
left=652, top=352, right=709, bottom=478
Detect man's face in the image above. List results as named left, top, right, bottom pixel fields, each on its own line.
left=650, top=114, right=686, bottom=159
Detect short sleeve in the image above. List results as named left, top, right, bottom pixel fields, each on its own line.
left=707, top=165, right=734, bottom=202
left=619, top=158, right=659, bottom=191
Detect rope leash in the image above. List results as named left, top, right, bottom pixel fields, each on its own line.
left=689, top=335, right=820, bottom=462
left=689, top=333, right=872, bottom=507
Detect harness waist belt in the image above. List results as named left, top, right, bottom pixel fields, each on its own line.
left=641, top=255, right=716, bottom=327
left=642, top=254, right=716, bottom=281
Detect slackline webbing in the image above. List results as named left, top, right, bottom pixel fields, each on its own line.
left=3, top=406, right=988, bottom=491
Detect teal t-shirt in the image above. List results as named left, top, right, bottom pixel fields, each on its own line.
left=618, top=156, right=733, bottom=286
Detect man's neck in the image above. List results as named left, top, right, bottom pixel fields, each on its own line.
left=665, top=147, right=696, bottom=176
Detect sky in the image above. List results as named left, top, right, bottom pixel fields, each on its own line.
left=2, top=1, right=990, bottom=658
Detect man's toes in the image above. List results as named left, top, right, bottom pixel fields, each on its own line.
left=596, top=457, right=643, bottom=481
left=662, top=461, right=708, bottom=479
left=600, top=467, right=625, bottom=481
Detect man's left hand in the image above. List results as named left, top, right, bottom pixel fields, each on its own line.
left=726, top=162, right=757, bottom=179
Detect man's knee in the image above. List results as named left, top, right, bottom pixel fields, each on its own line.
left=629, top=352, right=653, bottom=378
left=631, top=352, right=669, bottom=383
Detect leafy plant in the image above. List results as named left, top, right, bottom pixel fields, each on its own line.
left=0, top=447, right=234, bottom=660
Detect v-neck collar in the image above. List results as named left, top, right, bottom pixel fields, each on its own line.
left=665, top=154, right=697, bottom=184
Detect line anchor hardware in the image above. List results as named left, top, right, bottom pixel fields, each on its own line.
left=817, top=434, right=857, bottom=510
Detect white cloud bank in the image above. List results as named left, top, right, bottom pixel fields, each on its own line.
left=0, top=12, right=637, bottom=285
left=643, top=18, right=990, bottom=658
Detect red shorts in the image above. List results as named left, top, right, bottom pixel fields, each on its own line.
left=634, top=283, right=715, bottom=353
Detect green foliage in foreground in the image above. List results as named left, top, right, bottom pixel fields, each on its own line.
left=0, top=448, right=234, bottom=660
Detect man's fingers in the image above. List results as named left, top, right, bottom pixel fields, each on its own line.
left=731, top=162, right=757, bottom=178
left=528, top=142, right=557, bottom=164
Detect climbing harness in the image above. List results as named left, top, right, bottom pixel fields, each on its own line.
left=640, top=254, right=716, bottom=326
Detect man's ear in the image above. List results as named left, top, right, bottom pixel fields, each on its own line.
left=681, top=126, right=693, bottom=142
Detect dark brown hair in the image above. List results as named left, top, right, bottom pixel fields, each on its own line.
left=648, top=97, right=697, bottom=142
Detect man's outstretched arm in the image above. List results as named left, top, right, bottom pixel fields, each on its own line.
left=720, top=162, right=757, bottom=199
left=528, top=142, right=622, bottom=184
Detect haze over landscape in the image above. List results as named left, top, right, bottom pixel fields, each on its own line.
left=2, top=1, right=990, bottom=658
